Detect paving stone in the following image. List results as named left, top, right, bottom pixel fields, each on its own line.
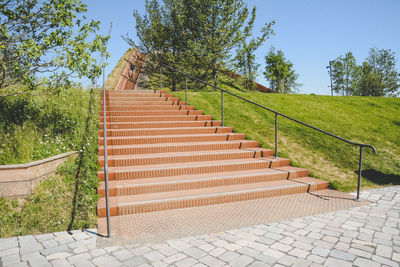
left=289, top=248, right=309, bottom=258
left=348, top=247, right=372, bottom=258
left=271, top=242, right=292, bottom=252
left=277, top=254, right=297, bottom=266
left=376, top=244, right=393, bottom=258
left=334, top=242, right=350, bottom=251
left=132, top=246, right=152, bottom=256
left=183, top=247, right=207, bottom=259
left=248, top=260, right=271, bottom=267
left=392, top=252, right=400, bottom=262
left=28, top=254, right=52, bottom=267
left=218, top=251, right=240, bottom=262
left=68, top=252, right=92, bottom=264
left=1, top=253, right=21, bottom=265
left=122, top=256, right=147, bottom=266
left=90, top=248, right=107, bottom=257
left=311, top=247, right=330, bottom=257
left=199, top=255, right=225, bottom=267
left=175, top=257, right=199, bottom=267
left=0, top=238, right=18, bottom=251
left=329, top=249, right=356, bottom=261
left=50, top=259, right=71, bottom=267
left=162, top=253, right=187, bottom=264
left=46, top=252, right=73, bottom=260
left=229, top=255, right=254, bottom=267
left=198, top=243, right=215, bottom=252
left=371, top=255, right=399, bottom=267
left=306, top=254, right=325, bottom=264
left=293, top=241, right=313, bottom=251
left=167, top=240, right=191, bottom=251
left=263, top=248, right=285, bottom=259
left=0, top=247, right=19, bottom=257
left=40, top=244, right=70, bottom=256
left=209, top=247, right=226, bottom=257
left=254, top=253, right=276, bottom=264
left=42, top=239, right=58, bottom=249
left=324, top=257, right=352, bottom=267
left=143, top=251, right=165, bottom=262
left=112, top=249, right=134, bottom=261
left=353, top=257, right=381, bottom=267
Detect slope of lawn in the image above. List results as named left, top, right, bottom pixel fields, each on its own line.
left=0, top=87, right=100, bottom=237
left=163, top=78, right=400, bottom=192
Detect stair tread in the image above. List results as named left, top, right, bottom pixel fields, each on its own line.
left=99, top=148, right=272, bottom=160
left=101, top=157, right=292, bottom=172
left=99, top=133, right=244, bottom=141
left=99, top=140, right=258, bottom=149
left=99, top=168, right=290, bottom=188
left=98, top=177, right=328, bottom=206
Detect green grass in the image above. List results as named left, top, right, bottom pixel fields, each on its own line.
left=0, top=87, right=100, bottom=237
left=156, top=75, right=400, bottom=192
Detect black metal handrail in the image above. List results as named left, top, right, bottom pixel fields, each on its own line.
left=160, top=64, right=376, bottom=201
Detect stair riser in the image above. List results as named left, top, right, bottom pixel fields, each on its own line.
left=102, top=90, right=168, bottom=95
left=99, top=127, right=233, bottom=137
left=97, top=183, right=328, bottom=217
left=98, top=171, right=293, bottom=197
left=99, top=149, right=272, bottom=167
left=98, top=141, right=258, bottom=156
left=100, top=115, right=212, bottom=123
left=99, top=133, right=244, bottom=146
left=99, top=110, right=204, bottom=116
left=104, top=106, right=195, bottom=111
left=100, top=121, right=222, bottom=130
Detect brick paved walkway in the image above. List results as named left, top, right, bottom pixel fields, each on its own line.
left=1, top=186, right=399, bottom=267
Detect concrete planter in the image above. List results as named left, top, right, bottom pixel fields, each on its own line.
left=0, top=151, right=77, bottom=198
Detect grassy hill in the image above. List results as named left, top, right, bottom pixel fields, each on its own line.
left=163, top=79, right=400, bottom=192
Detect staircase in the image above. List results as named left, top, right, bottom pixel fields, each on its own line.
left=97, top=90, right=329, bottom=218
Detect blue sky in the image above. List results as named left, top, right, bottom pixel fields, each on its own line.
left=85, top=0, right=400, bottom=95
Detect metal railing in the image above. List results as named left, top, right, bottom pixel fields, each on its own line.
left=160, top=64, right=376, bottom=201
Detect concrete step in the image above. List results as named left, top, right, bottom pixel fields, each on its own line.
left=100, top=115, right=213, bottom=123
left=99, top=110, right=204, bottom=116
left=99, top=132, right=244, bottom=146
left=97, top=177, right=329, bottom=217
left=104, top=105, right=195, bottom=111
left=98, top=140, right=259, bottom=156
left=100, top=120, right=222, bottom=130
left=98, top=166, right=308, bottom=197
left=98, top=157, right=291, bottom=180
left=99, top=126, right=233, bottom=137
left=102, top=100, right=185, bottom=106
left=98, top=148, right=273, bottom=167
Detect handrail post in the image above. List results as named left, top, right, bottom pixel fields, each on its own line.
left=185, top=77, right=188, bottom=106
left=275, top=113, right=278, bottom=158
left=102, top=66, right=111, bottom=238
left=221, top=90, right=224, bottom=126
left=355, top=146, right=364, bottom=201
left=160, top=66, right=162, bottom=92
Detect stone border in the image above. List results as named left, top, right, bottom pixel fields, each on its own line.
left=0, top=151, right=77, bottom=198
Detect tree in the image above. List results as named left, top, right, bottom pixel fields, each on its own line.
left=129, top=0, right=272, bottom=88
left=264, top=47, right=299, bottom=93
left=0, top=0, right=109, bottom=95
left=360, top=47, right=400, bottom=96
left=329, top=48, right=400, bottom=96
left=233, top=7, right=274, bottom=91
left=330, top=52, right=359, bottom=96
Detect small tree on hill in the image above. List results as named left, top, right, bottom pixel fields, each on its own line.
left=264, top=47, right=299, bottom=93
left=233, top=7, right=274, bottom=91
left=330, top=52, right=359, bottom=96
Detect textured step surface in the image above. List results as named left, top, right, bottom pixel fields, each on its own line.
left=97, top=89, right=329, bottom=219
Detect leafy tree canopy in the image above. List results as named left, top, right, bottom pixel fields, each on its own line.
left=264, top=47, right=299, bottom=93
left=0, top=0, right=109, bottom=96
left=329, top=47, right=399, bottom=97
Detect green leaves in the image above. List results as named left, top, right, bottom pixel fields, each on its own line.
left=264, top=47, right=299, bottom=93
left=0, top=0, right=109, bottom=94
left=330, top=48, right=400, bottom=97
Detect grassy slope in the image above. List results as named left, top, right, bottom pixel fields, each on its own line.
left=0, top=88, right=100, bottom=237
left=105, top=48, right=133, bottom=90
left=168, top=80, right=400, bottom=192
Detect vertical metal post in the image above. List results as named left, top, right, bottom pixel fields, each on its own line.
left=221, top=90, right=224, bottom=126
left=160, top=66, right=162, bottom=92
left=185, top=77, right=188, bottom=106
left=329, top=61, right=333, bottom=96
left=275, top=113, right=278, bottom=158
left=102, top=66, right=111, bottom=238
left=356, top=146, right=364, bottom=201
